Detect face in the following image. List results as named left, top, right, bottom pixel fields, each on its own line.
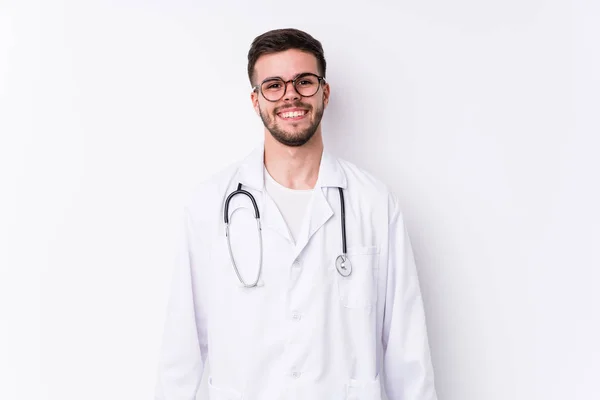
left=251, top=49, right=330, bottom=147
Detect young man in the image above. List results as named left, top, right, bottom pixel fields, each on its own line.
left=155, top=28, right=438, bottom=400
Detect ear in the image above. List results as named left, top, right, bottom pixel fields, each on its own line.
left=251, top=89, right=260, bottom=116
left=322, top=81, right=331, bottom=109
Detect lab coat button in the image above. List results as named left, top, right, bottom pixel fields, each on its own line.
left=293, top=258, right=301, bottom=266
left=291, top=311, right=302, bottom=320
left=292, top=371, right=301, bottom=379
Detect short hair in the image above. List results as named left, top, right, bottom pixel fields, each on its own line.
left=247, top=28, right=327, bottom=86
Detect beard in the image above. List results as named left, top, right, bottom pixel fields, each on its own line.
left=258, top=100, right=324, bottom=147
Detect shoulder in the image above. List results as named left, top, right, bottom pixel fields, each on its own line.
left=182, top=159, right=241, bottom=221
left=334, top=154, right=404, bottom=222
left=336, top=155, right=397, bottom=201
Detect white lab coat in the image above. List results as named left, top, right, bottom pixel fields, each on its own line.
left=154, top=143, right=437, bottom=400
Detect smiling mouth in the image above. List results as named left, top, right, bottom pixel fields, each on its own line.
left=277, top=110, right=308, bottom=120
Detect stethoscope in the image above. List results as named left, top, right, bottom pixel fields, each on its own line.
left=224, top=183, right=352, bottom=288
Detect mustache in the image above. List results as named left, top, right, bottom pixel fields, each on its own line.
left=275, top=102, right=312, bottom=114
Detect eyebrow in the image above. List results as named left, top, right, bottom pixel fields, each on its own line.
left=261, top=72, right=315, bottom=82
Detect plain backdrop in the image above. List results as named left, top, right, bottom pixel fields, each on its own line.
left=1, top=0, right=598, bottom=399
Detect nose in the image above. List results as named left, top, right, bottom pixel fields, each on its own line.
left=283, top=80, right=301, bottom=101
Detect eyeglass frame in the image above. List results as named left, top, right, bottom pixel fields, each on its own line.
left=252, top=72, right=326, bottom=102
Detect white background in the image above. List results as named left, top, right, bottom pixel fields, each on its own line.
left=1, top=0, right=598, bottom=399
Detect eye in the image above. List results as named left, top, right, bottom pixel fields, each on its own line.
left=261, top=79, right=285, bottom=91
left=297, top=76, right=317, bottom=87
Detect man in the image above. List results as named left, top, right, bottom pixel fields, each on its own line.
left=154, top=28, right=438, bottom=400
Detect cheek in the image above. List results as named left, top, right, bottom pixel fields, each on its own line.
left=314, top=99, right=325, bottom=112
left=264, top=106, right=275, bottom=116
left=259, top=103, right=276, bottom=119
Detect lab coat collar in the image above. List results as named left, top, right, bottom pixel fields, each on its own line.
left=235, top=142, right=348, bottom=192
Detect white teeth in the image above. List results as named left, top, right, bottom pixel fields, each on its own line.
left=280, top=110, right=306, bottom=118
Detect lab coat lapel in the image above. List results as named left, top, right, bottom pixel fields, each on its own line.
left=235, top=143, right=347, bottom=251
left=262, top=191, right=294, bottom=244
left=292, top=186, right=333, bottom=255
left=235, top=144, right=294, bottom=244
left=292, top=149, right=348, bottom=258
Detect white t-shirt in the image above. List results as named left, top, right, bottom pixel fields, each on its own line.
left=263, top=166, right=313, bottom=243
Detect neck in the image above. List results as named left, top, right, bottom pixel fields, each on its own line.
left=263, top=129, right=323, bottom=190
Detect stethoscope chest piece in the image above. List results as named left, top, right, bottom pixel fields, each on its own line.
left=335, top=254, right=352, bottom=277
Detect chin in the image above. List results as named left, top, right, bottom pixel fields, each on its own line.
left=270, top=129, right=316, bottom=147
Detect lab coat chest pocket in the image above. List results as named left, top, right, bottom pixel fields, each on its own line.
left=337, top=245, right=380, bottom=309
left=346, top=374, right=382, bottom=400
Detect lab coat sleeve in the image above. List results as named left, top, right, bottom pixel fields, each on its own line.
left=154, top=206, right=208, bottom=400
left=382, top=194, right=438, bottom=400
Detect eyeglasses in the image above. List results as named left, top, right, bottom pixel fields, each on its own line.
left=253, top=73, right=325, bottom=102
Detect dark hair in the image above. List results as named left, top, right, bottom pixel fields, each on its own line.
left=247, top=28, right=326, bottom=86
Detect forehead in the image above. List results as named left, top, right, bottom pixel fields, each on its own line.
left=254, top=49, right=319, bottom=82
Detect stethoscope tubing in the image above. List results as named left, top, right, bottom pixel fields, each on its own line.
left=338, top=187, right=347, bottom=255
left=224, top=183, right=349, bottom=287
left=224, top=183, right=260, bottom=223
